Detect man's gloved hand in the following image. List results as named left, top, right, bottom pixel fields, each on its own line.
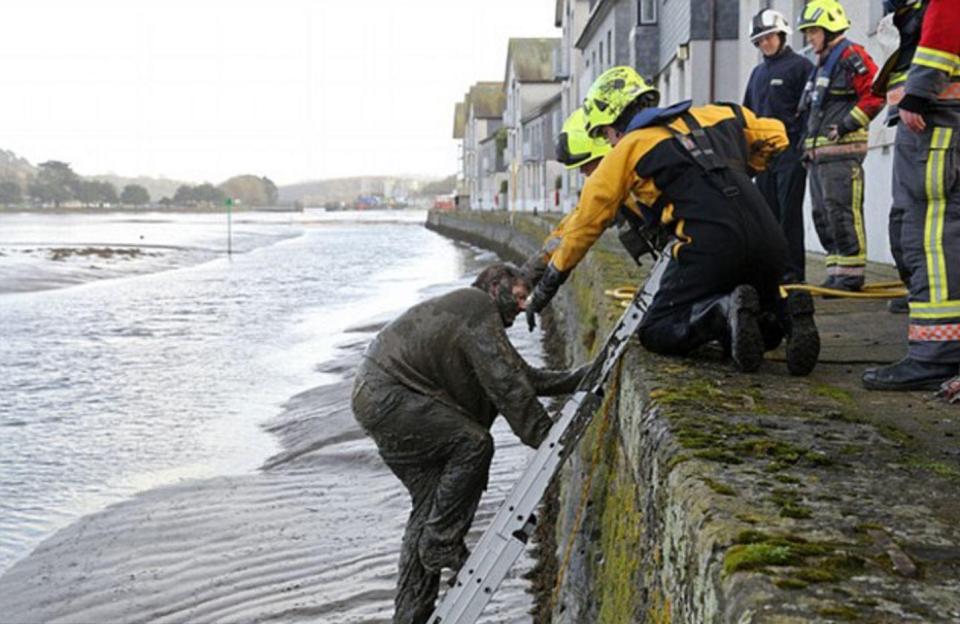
left=825, top=124, right=841, bottom=142
left=525, top=263, right=568, bottom=331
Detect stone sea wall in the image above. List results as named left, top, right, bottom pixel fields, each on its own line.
left=427, top=210, right=960, bottom=624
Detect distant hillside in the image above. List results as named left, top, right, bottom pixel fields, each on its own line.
left=88, top=174, right=193, bottom=203
left=279, top=175, right=444, bottom=205
left=0, top=149, right=37, bottom=183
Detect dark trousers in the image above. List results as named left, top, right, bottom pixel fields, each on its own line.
left=894, top=124, right=960, bottom=363
left=756, top=149, right=808, bottom=282
left=637, top=188, right=788, bottom=356
left=888, top=128, right=912, bottom=285
left=808, top=156, right=868, bottom=289
left=352, top=361, right=493, bottom=624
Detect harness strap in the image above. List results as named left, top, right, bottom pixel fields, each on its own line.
left=668, top=111, right=741, bottom=198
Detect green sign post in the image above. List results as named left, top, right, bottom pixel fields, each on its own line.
left=225, top=197, right=234, bottom=256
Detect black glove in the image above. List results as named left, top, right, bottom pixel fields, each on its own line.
left=525, top=263, right=568, bottom=331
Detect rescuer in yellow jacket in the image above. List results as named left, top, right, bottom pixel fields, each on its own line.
left=526, top=66, right=821, bottom=375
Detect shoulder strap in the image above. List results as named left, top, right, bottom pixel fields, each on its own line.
left=667, top=111, right=741, bottom=198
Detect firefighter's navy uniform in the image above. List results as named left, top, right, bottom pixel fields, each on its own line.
left=800, top=38, right=884, bottom=290
left=894, top=0, right=960, bottom=368
left=744, top=45, right=814, bottom=282
left=538, top=103, right=790, bottom=358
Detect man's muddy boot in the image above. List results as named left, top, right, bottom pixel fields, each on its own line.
left=785, top=290, right=820, bottom=376
left=728, top=285, right=764, bottom=373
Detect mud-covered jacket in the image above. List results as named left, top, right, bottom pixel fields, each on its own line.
left=900, top=0, right=960, bottom=127
left=801, top=39, right=883, bottom=156
left=362, top=288, right=581, bottom=448
left=744, top=46, right=814, bottom=149
left=538, top=104, right=788, bottom=274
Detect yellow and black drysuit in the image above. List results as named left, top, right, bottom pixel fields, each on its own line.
left=528, top=102, right=792, bottom=357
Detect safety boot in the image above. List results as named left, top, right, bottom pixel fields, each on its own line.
left=784, top=290, right=820, bottom=376
left=862, top=357, right=959, bottom=391
left=727, top=285, right=764, bottom=373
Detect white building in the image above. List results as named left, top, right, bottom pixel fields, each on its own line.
left=462, top=82, right=506, bottom=211
left=503, top=38, right=563, bottom=212
left=555, top=0, right=592, bottom=212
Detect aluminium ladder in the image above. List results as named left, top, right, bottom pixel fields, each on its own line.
left=427, top=250, right=669, bottom=624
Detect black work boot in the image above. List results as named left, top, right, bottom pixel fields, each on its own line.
left=784, top=291, right=820, bottom=376
left=862, top=357, right=959, bottom=391
left=727, top=285, right=764, bottom=373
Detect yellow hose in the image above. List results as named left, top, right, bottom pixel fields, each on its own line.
left=605, top=282, right=908, bottom=307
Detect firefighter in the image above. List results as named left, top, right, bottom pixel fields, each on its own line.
left=743, top=8, right=814, bottom=283
left=525, top=107, right=668, bottom=286
left=352, top=263, right=585, bottom=623
left=525, top=66, right=821, bottom=376
left=875, top=0, right=929, bottom=313
left=863, top=0, right=960, bottom=391
left=797, top=0, right=884, bottom=292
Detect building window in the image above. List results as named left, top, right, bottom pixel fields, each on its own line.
left=607, top=30, right=612, bottom=65
left=638, top=0, right=656, bottom=25
left=599, top=42, right=604, bottom=70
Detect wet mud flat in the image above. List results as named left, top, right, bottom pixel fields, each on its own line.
left=0, top=322, right=542, bottom=623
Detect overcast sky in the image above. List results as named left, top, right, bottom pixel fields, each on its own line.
left=0, top=1, right=558, bottom=186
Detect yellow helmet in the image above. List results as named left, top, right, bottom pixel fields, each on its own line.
left=797, top=0, right=851, bottom=33
left=583, top=66, right=659, bottom=136
left=556, top=108, right=611, bottom=170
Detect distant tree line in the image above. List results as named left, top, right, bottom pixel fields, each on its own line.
left=0, top=160, right=279, bottom=210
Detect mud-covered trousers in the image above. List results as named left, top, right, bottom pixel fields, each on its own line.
left=892, top=124, right=960, bottom=363
left=808, top=156, right=868, bottom=289
left=755, top=147, right=808, bottom=282
left=352, top=359, right=494, bottom=624
left=636, top=182, right=789, bottom=356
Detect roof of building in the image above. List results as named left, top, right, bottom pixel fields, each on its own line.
left=453, top=101, right=466, bottom=139
left=521, top=92, right=562, bottom=124
left=467, top=82, right=506, bottom=119
left=505, top=38, right=561, bottom=83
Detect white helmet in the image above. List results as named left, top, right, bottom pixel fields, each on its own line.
left=749, top=9, right=792, bottom=43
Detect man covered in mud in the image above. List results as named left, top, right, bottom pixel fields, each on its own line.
left=351, top=262, right=584, bottom=624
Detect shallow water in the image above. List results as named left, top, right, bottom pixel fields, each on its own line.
left=0, top=209, right=545, bottom=621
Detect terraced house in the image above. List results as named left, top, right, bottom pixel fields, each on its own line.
left=453, top=0, right=910, bottom=268
left=460, top=82, right=506, bottom=211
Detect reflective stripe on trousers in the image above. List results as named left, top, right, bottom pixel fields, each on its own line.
left=895, top=124, right=960, bottom=362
